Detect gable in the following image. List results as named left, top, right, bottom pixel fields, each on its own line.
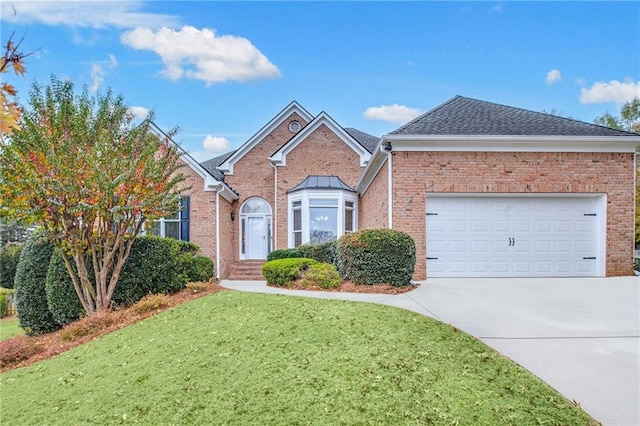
left=269, top=112, right=371, bottom=167
left=217, top=101, right=314, bottom=175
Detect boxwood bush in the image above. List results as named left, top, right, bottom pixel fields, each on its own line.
left=267, top=248, right=303, bottom=261
left=187, top=255, right=215, bottom=282
left=45, top=250, right=85, bottom=325
left=299, top=241, right=338, bottom=265
left=14, top=235, right=60, bottom=335
left=0, top=244, right=23, bottom=289
left=301, top=263, right=342, bottom=289
left=336, top=229, right=415, bottom=287
left=262, top=258, right=318, bottom=286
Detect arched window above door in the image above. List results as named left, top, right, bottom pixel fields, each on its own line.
left=241, top=197, right=271, bottom=215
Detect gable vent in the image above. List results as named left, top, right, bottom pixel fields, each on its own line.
left=289, top=120, right=301, bottom=133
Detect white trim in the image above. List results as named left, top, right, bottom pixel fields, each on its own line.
left=355, top=142, right=387, bottom=194
left=271, top=162, right=278, bottom=249
left=382, top=134, right=640, bottom=153
left=239, top=197, right=272, bottom=260
left=215, top=190, right=220, bottom=280
left=270, top=112, right=371, bottom=167
left=387, top=150, right=393, bottom=229
left=218, top=102, right=313, bottom=175
left=287, top=189, right=358, bottom=247
left=425, top=193, right=607, bottom=277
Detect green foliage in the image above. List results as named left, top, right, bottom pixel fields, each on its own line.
left=337, top=229, right=416, bottom=287
left=113, top=236, right=195, bottom=306
left=261, top=258, right=318, bottom=286
left=267, top=248, right=303, bottom=261
left=0, top=76, right=187, bottom=314
left=0, top=293, right=6, bottom=318
left=14, top=235, right=60, bottom=335
left=45, top=250, right=85, bottom=326
left=301, top=263, right=342, bottom=289
left=594, top=97, right=640, bottom=134
left=0, top=244, right=23, bottom=288
left=299, top=241, right=338, bottom=265
left=187, top=255, right=214, bottom=282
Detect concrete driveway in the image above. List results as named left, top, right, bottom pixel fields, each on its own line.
left=221, top=276, right=639, bottom=426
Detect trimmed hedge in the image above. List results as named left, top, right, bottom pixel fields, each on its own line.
left=299, top=241, right=337, bottom=265
left=336, top=229, right=415, bottom=287
left=301, top=263, right=342, bottom=289
left=267, top=248, right=303, bottom=261
left=0, top=244, right=23, bottom=289
left=262, top=258, right=318, bottom=286
left=187, top=255, right=215, bottom=282
left=113, top=236, right=198, bottom=306
left=14, top=235, right=60, bottom=335
left=45, top=250, right=85, bottom=325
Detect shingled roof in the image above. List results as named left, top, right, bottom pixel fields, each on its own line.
left=200, top=150, right=237, bottom=181
left=391, top=96, right=638, bottom=137
left=344, top=128, right=380, bottom=153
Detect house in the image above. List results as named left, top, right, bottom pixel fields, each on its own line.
left=161, top=96, right=640, bottom=280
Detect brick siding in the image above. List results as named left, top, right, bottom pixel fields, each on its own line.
left=359, top=159, right=389, bottom=229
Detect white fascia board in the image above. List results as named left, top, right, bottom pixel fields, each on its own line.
left=218, top=101, right=314, bottom=175
left=269, top=112, right=371, bottom=167
left=382, top=134, right=640, bottom=153
left=355, top=143, right=388, bottom=195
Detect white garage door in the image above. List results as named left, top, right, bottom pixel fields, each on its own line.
left=426, top=196, right=604, bottom=277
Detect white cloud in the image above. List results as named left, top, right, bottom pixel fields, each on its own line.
left=203, top=135, right=231, bottom=152
left=546, top=69, right=562, bottom=85
left=363, top=104, right=423, bottom=124
left=89, top=54, right=119, bottom=92
left=89, top=63, right=105, bottom=92
left=121, top=26, right=281, bottom=85
left=579, top=79, right=640, bottom=104
left=0, top=1, right=180, bottom=29
left=128, top=106, right=150, bottom=120
left=489, top=3, right=503, bottom=13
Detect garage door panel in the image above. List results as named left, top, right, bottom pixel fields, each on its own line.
left=426, top=196, right=602, bottom=278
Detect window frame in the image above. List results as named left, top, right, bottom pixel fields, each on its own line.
left=150, top=196, right=190, bottom=241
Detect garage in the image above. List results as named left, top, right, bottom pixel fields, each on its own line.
left=426, top=195, right=605, bottom=277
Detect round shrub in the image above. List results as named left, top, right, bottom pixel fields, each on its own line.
left=14, top=235, right=60, bottom=335
left=267, top=248, right=303, bottom=261
left=0, top=244, right=23, bottom=289
left=301, top=263, right=342, bottom=289
left=113, top=236, right=197, bottom=306
left=261, top=258, right=318, bottom=286
left=45, top=250, right=85, bottom=325
left=336, top=229, right=416, bottom=287
left=187, top=255, right=214, bottom=282
left=299, top=241, right=338, bottom=265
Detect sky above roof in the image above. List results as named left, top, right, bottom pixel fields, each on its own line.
left=2, top=1, right=639, bottom=161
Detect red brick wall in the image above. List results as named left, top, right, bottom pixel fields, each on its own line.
left=276, top=124, right=365, bottom=248
left=359, top=159, right=389, bottom=229
left=390, top=151, right=636, bottom=279
left=224, top=113, right=308, bottom=260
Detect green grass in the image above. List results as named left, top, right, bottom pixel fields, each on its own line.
left=0, top=318, right=23, bottom=341
left=1, top=291, right=596, bottom=425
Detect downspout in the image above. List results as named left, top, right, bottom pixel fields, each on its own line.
left=270, top=161, right=278, bottom=250
left=386, top=145, right=393, bottom=229
left=215, top=189, right=221, bottom=280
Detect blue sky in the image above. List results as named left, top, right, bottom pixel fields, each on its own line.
left=2, top=1, right=639, bottom=161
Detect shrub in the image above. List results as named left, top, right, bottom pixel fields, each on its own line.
left=187, top=256, right=214, bottom=282
left=58, top=310, right=123, bottom=342
left=45, top=250, right=85, bottom=326
left=0, top=293, right=6, bottom=318
left=131, top=293, right=171, bottom=314
left=267, top=248, right=303, bottom=261
left=336, top=229, right=416, bottom=287
left=0, top=335, right=45, bottom=367
left=113, top=236, right=197, bottom=306
left=299, top=241, right=338, bottom=265
left=262, top=258, right=318, bottom=286
left=0, top=244, right=23, bottom=289
left=14, top=235, right=60, bottom=335
left=301, top=263, right=342, bottom=289
left=185, top=281, right=211, bottom=293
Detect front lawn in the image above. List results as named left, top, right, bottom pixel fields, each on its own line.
left=0, top=318, right=23, bottom=341
left=1, top=291, right=597, bottom=425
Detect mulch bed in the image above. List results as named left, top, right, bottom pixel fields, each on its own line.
left=269, top=279, right=417, bottom=295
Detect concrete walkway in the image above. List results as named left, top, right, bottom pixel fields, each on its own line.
left=221, top=277, right=640, bottom=426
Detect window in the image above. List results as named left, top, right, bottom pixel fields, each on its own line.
left=288, top=192, right=356, bottom=247
left=150, top=197, right=190, bottom=241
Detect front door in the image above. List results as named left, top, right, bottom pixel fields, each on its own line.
left=245, top=216, right=269, bottom=259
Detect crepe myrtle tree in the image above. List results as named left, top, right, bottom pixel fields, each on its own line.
left=0, top=76, right=187, bottom=315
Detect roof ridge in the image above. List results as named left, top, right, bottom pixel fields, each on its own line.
left=391, top=95, right=462, bottom=134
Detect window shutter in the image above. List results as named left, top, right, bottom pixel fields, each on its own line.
left=180, top=196, right=190, bottom=241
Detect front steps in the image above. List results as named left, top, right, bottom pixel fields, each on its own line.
left=226, top=260, right=265, bottom=281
